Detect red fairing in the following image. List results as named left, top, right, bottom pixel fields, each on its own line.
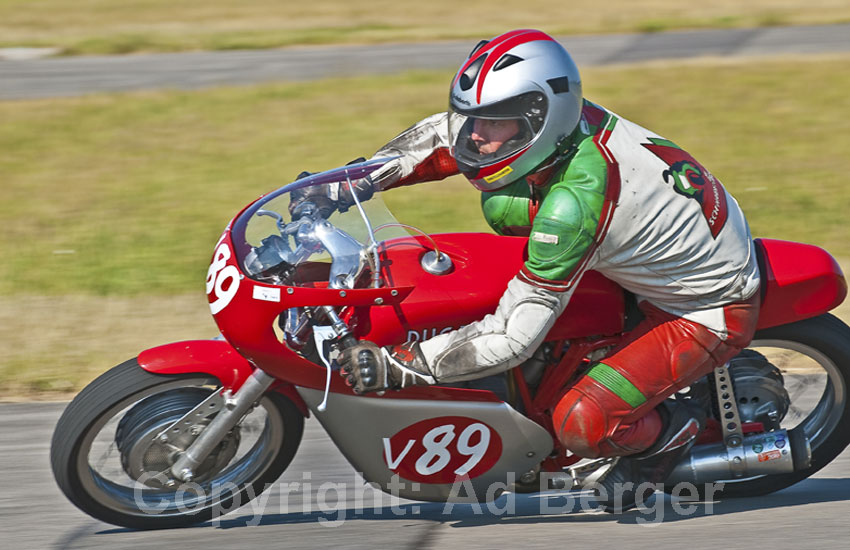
left=756, top=238, right=848, bottom=329
left=208, top=229, right=624, bottom=398
left=137, top=339, right=309, bottom=416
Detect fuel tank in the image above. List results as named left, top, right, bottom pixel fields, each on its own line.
left=357, top=233, right=625, bottom=344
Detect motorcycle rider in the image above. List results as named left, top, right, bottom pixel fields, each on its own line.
left=292, top=29, right=761, bottom=511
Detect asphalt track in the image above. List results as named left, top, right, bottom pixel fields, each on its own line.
left=1, top=23, right=850, bottom=100
left=2, top=401, right=849, bottom=550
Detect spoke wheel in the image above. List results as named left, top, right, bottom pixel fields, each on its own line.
left=678, top=314, right=850, bottom=498
left=51, top=359, right=304, bottom=529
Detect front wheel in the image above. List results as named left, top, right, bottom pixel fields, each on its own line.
left=50, top=359, right=304, bottom=529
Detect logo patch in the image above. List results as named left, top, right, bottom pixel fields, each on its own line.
left=758, top=450, right=782, bottom=462
left=531, top=232, right=560, bottom=245
left=483, top=165, right=513, bottom=183
left=643, top=138, right=729, bottom=238
left=451, top=93, right=471, bottom=106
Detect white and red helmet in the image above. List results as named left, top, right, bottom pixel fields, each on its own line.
left=448, top=29, right=582, bottom=191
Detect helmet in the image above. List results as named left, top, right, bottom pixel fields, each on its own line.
left=448, top=29, right=582, bottom=191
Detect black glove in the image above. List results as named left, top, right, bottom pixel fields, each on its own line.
left=288, top=158, right=376, bottom=219
left=338, top=341, right=435, bottom=394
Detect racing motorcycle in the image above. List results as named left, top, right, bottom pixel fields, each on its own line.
left=51, top=158, right=850, bottom=529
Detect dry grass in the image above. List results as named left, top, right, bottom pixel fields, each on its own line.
left=1, top=0, right=850, bottom=54
left=0, top=294, right=218, bottom=399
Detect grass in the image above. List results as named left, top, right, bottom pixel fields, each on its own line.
left=0, top=294, right=217, bottom=397
left=1, top=1, right=850, bottom=55
left=1, top=54, right=849, bottom=396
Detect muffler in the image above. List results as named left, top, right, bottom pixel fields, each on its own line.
left=666, top=427, right=812, bottom=485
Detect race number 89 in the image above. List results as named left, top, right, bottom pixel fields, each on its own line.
left=206, top=242, right=240, bottom=315
left=384, top=416, right=503, bottom=483
left=416, top=423, right=490, bottom=476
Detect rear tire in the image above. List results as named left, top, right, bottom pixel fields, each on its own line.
left=51, top=358, right=304, bottom=529
left=681, top=314, right=850, bottom=498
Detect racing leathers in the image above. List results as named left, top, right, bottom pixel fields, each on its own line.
left=347, top=100, right=761, bottom=458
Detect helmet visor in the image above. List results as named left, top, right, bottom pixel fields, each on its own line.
left=450, top=91, right=547, bottom=170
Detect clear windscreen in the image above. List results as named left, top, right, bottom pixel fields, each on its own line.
left=231, top=158, right=410, bottom=288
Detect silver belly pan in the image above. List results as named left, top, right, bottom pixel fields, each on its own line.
left=296, top=387, right=553, bottom=502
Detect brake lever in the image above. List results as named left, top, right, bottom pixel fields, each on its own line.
left=314, top=306, right=358, bottom=412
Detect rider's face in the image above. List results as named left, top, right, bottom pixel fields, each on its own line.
left=470, top=118, right=520, bottom=155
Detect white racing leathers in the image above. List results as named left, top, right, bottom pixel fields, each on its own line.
left=418, top=276, right=572, bottom=382
left=367, top=112, right=458, bottom=191
left=367, top=104, right=759, bottom=383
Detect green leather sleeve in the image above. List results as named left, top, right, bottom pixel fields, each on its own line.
left=524, top=140, right=608, bottom=282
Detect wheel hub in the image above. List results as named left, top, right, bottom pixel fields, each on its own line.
left=728, top=350, right=791, bottom=430
left=115, top=388, right=240, bottom=487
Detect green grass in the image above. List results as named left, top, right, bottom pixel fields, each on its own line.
left=2, top=0, right=850, bottom=55
left=1, top=54, right=849, bottom=396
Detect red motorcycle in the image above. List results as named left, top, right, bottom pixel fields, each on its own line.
left=51, top=158, right=850, bottom=528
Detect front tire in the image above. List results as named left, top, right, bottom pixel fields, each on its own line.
left=51, top=359, right=304, bottom=529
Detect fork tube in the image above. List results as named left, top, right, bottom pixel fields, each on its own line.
left=170, top=368, right=275, bottom=482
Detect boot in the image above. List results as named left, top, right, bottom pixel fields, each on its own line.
left=594, top=399, right=705, bottom=513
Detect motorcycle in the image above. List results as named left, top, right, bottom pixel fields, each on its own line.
left=51, top=158, right=850, bottom=528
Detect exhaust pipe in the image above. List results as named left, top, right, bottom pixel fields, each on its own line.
left=666, top=428, right=812, bottom=485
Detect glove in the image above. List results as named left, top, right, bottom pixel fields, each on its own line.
left=288, top=158, right=376, bottom=219
left=338, top=341, right=436, bottom=394
left=288, top=172, right=336, bottom=219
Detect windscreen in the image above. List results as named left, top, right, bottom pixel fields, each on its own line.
left=230, top=158, right=410, bottom=288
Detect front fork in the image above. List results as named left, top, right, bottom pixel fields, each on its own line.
left=169, top=305, right=355, bottom=482
left=170, top=368, right=276, bottom=482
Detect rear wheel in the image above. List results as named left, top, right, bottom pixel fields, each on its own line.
left=51, top=359, right=304, bottom=529
left=687, top=313, right=850, bottom=498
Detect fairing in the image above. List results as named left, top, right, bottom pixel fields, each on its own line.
left=200, top=160, right=847, bottom=399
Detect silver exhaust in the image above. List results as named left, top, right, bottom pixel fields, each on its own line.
left=665, top=427, right=812, bottom=485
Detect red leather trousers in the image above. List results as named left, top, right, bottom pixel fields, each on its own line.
left=552, top=293, right=760, bottom=458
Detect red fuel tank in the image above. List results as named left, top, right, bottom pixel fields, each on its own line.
left=357, top=233, right=625, bottom=345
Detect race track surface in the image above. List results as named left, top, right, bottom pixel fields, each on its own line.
left=3, top=402, right=849, bottom=550
left=1, top=23, right=849, bottom=100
